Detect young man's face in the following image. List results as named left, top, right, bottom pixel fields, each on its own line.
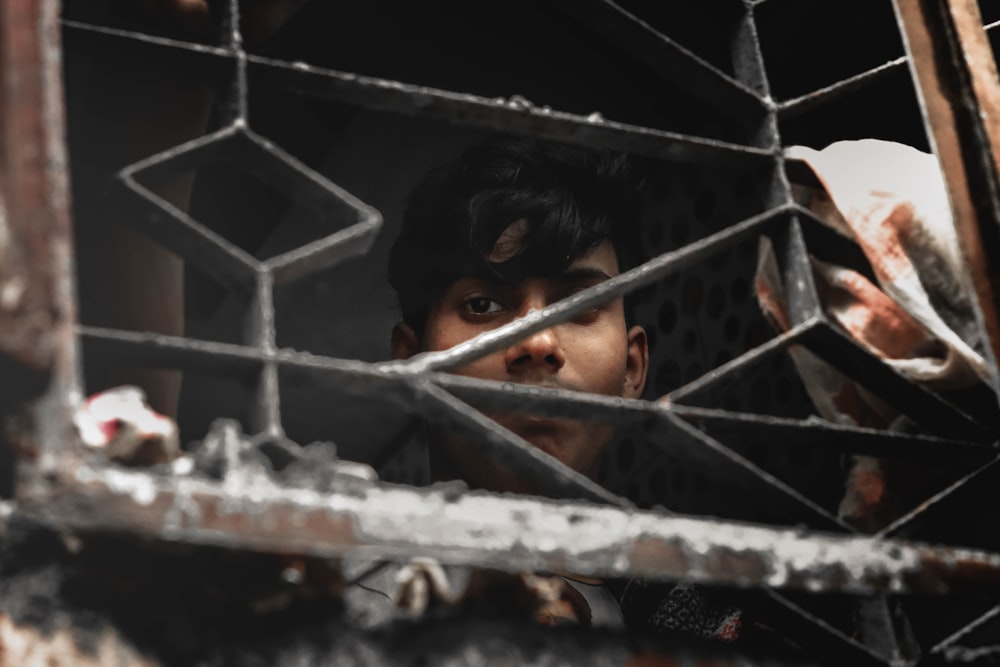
left=392, top=231, right=648, bottom=494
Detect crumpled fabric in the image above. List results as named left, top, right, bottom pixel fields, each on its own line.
left=754, top=139, right=990, bottom=528
left=73, top=385, right=180, bottom=465
left=756, top=138, right=990, bottom=423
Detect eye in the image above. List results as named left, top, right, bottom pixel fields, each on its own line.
left=462, top=296, right=504, bottom=316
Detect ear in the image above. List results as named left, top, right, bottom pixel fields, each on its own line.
left=623, top=325, right=648, bottom=399
left=390, top=322, right=420, bottom=360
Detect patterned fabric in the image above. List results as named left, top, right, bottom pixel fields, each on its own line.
left=618, top=579, right=742, bottom=641
left=647, top=582, right=741, bottom=641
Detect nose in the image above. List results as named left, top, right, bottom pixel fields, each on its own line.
left=504, top=319, right=566, bottom=375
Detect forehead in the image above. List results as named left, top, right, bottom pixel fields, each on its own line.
left=475, top=238, right=622, bottom=286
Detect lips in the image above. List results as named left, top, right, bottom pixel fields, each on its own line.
left=479, top=379, right=588, bottom=457
left=496, top=415, right=568, bottom=457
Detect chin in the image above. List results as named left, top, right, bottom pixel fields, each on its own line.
left=508, top=421, right=596, bottom=476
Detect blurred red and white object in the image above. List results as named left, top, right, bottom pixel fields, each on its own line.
left=756, top=139, right=991, bottom=530
left=762, top=139, right=989, bottom=395
left=73, top=386, right=180, bottom=465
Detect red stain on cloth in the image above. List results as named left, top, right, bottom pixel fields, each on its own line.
left=756, top=139, right=990, bottom=529
left=781, top=139, right=988, bottom=389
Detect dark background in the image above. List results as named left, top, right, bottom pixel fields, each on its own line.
left=61, top=0, right=989, bottom=511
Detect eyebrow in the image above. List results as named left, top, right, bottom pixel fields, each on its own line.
left=456, top=267, right=614, bottom=293
left=557, top=268, right=614, bottom=284
left=462, top=267, right=613, bottom=286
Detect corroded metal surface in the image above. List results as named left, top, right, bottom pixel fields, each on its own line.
left=893, top=0, right=1000, bottom=401
left=777, top=58, right=907, bottom=120
left=0, top=0, right=76, bottom=414
left=16, top=460, right=1000, bottom=598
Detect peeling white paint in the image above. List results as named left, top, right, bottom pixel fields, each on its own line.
left=56, top=466, right=1000, bottom=596
left=75, top=465, right=158, bottom=507
left=0, top=277, right=24, bottom=310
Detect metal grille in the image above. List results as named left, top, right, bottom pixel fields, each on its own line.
left=3, top=0, right=1000, bottom=663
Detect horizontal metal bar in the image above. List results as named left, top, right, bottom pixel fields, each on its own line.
left=777, top=58, right=907, bottom=120
left=416, top=382, right=631, bottom=506
left=287, top=361, right=642, bottom=504
left=672, top=302, right=979, bottom=445
left=18, top=462, right=1000, bottom=598
left=879, top=455, right=1000, bottom=539
left=79, top=326, right=653, bottom=426
left=66, top=17, right=774, bottom=166
left=673, top=406, right=995, bottom=462
left=78, top=325, right=263, bottom=375
left=760, top=591, right=889, bottom=666
left=432, top=374, right=661, bottom=425
left=78, top=326, right=399, bottom=401
left=799, top=323, right=990, bottom=442
left=667, top=317, right=816, bottom=404
left=246, top=55, right=776, bottom=166
left=661, top=412, right=850, bottom=531
left=61, top=18, right=233, bottom=59
left=83, top=320, right=941, bottom=472
left=76, top=326, right=652, bottom=502
left=76, top=323, right=911, bottom=527
left=86, top=326, right=973, bottom=502
left=549, top=0, right=767, bottom=117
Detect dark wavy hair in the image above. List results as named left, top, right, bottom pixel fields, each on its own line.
left=388, top=134, right=643, bottom=333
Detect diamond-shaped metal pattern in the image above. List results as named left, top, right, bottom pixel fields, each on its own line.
left=2, top=0, right=999, bottom=663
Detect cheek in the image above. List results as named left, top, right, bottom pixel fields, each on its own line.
left=422, top=311, right=470, bottom=351
left=571, top=326, right=630, bottom=394
left=422, top=315, right=506, bottom=377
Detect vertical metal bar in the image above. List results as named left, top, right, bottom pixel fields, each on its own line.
left=893, top=0, right=1000, bottom=403
left=855, top=594, right=922, bottom=664
left=218, top=0, right=248, bottom=127
left=248, top=271, right=282, bottom=438
left=731, top=2, right=822, bottom=324
left=730, top=6, right=912, bottom=660
left=731, top=2, right=778, bottom=152
left=0, top=0, right=79, bottom=467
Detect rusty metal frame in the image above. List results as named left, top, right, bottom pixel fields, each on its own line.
left=3, top=0, right=1000, bottom=663
left=0, top=0, right=78, bottom=463
left=893, top=0, right=1000, bottom=403
left=17, top=449, right=1000, bottom=598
